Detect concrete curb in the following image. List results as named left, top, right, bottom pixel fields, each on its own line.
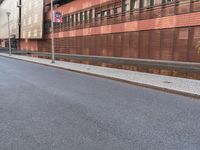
left=0, top=54, right=200, bottom=99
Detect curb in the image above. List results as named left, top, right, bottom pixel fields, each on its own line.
left=1, top=54, right=199, bottom=99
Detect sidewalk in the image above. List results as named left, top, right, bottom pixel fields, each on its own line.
left=0, top=53, right=200, bottom=98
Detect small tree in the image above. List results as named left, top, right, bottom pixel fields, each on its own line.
left=196, top=41, right=200, bottom=54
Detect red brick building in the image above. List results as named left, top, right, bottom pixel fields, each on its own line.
left=20, top=0, right=200, bottom=62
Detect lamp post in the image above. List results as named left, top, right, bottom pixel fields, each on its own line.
left=17, top=0, right=22, bottom=50
left=51, top=0, right=55, bottom=63
left=6, top=12, right=11, bottom=56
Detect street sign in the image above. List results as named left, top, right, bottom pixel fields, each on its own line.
left=53, top=12, right=63, bottom=23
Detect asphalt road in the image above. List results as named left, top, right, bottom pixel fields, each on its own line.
left=0, top=56, right=200, bottom=150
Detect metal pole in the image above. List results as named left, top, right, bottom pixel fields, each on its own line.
left=18, top=0, right=22, bottom=50
left=6, top=12, right=11, bottom=56
left=51, top=0, right=55, bottom=63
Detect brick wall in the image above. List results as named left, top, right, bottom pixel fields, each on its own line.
left=21, top=39, right=38, bottom=51
left=35, top=26, right=200, bottom=62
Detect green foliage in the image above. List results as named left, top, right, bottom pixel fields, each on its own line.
left=196, top=41, right=200, bottom=54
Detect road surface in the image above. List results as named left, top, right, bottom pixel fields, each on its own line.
left=0, top=56, right=200, bottom=150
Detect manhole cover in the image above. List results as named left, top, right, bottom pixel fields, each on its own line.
left=163, top=81, right=172, bottom=84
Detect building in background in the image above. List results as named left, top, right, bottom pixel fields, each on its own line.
left=1, top=0, right=200, bottom=63
left=0, top=0, right=19, bottom=48
left=0, top=0, right=44, bottom=49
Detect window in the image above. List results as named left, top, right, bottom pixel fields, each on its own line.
left=162, top=0, right=174, bottom=4
left=80, top=12, right=83, bottom=22
left=122, top=0, right=127, bottom=12
left=150, top=0, right=154, bottom=6
left=84, top=11, right=88, bottom=20
left=89, top=9, right=93, bottom=20
left=71, top=14, right=74, bottom=25
left=101, top=11, right=105, bottom=17
left=140, top=0, right=144, bottom=8
left=139, top=0, right=154, bottom=8
left=76, top=13, right=78, bottom=24
left=44, top=22, right=49, bottom=31
left=63, top=16, right=67, bottom=27
left=63, top=16, right=67, bottom=24
left=130, top=0, right=136, bottom=10
left=113, top=7, right=118, bottom=15
left=68, top=16, right=70, bottom=25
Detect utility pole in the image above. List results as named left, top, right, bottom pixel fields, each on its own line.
left=6, top=12, right=11, bottom=56
left=51, top=0, right=55, bottom=63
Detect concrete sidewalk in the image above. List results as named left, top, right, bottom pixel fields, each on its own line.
left=0, top=53, right=200, bottom=98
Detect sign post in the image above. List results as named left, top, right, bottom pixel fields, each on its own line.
left=51, top=0, right=55, bottom=63
left=51, top=0, right=62, bottom=63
